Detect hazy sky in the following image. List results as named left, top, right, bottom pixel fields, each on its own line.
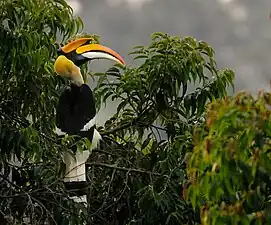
left=66, top=0, right=271, bottom=123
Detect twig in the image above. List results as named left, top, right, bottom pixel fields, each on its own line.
left=97, top=170, right=130, bottom=214
left=151, top=124, right=167, bottom=131
left=30, top=196, right=57, bottom=225
left=92, top=148, right=120, bottom=157
left=100, top=122, right=131, bottom=136
left=90, top=169, right=116, bottom=216
left=86, top=162, right=161, bottom=176
left=101, top=104, right=155, bottom=136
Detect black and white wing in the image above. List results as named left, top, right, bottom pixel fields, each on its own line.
left=56, top=83, right=101, bottom=150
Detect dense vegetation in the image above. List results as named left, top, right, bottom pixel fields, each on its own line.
left=0, top=0, right=270, bottom=225
left=187, top=91, right=271, bottom=225
left=90, top=32, right=234, bottom=224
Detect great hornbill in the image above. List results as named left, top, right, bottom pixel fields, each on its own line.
left=54, top=37, right=125, bottom=202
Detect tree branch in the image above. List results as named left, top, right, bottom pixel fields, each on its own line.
left=100, top=122, right=132, bottom=136
left=86, top=162, right=161, bottom=176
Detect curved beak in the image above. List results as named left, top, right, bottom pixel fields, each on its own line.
left=55, top=38, right=125, bottom=85
left=75, top=44, right=126, bottom=66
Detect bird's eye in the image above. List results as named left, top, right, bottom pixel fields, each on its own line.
left=57, top=48, right=63, bottom=56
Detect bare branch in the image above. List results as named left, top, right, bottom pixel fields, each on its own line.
left=86, top=162, right=162, bottom=176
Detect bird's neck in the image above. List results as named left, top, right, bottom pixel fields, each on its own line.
left=71, top=70, right=84, bottom=86
left=72, top=78, right=84, bottom=86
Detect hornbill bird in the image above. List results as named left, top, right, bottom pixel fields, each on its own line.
left=54, top=38, right=125, bottom=202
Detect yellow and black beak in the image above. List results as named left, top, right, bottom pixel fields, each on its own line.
left=57, top=37, right=125, bottom=67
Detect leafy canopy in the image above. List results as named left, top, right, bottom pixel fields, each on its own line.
left=0, top=0, right=236, bottom=224
left=89, top=32, right=234, bottom=224
left=0, top=0, right=91, bottom=224
left=187, top=91, right=271, bottom=225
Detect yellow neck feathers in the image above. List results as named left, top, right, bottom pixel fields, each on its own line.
left=54, top=55, right=84, bottom=86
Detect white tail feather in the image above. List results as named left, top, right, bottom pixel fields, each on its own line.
left=63, top=128, right=102, bottom=182
left=63, top=150, right=90, bottom=182
left=90, top=128, right=102, bottom=150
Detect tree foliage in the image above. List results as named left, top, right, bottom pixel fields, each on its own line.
left=187, top=91, right=271, bottom=225
left=0, top=0, right=89, bottom=224
left=0, top=0, right=237, bottom=224
left=89, top=32, right=234, bottom=224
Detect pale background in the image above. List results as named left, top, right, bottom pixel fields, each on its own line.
left=66, top=0, right=271, bottom=124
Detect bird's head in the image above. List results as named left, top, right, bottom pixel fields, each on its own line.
left=54, top=37, right=125, bottom=86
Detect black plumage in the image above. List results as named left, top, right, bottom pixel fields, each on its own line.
left=56, top=83, right=96, bottom=142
